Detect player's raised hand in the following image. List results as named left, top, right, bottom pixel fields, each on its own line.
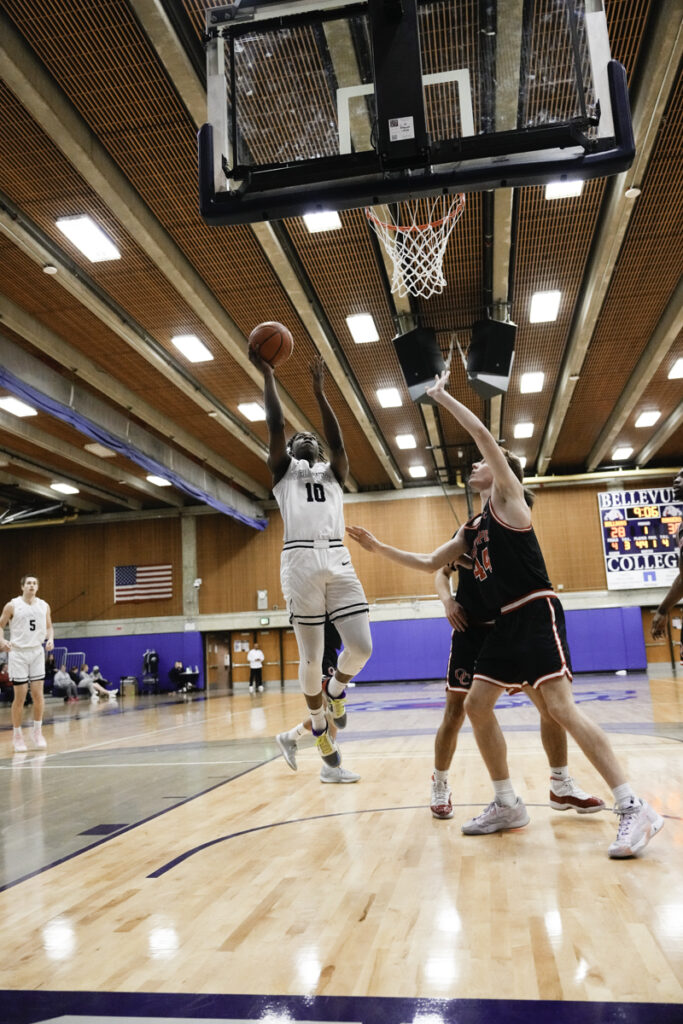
left=248, top=345, right=274, bottom=375
left=425, top=369, right=449, bottom=402
left=346, top=525, right=380, bottom=552
left=309, top=354, right=325, bottom=394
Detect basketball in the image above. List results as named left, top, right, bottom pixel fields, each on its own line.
left=248, top=321, right=294, bottom=367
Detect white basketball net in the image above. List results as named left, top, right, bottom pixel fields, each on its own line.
left=365, top=194, right=466, bottom=299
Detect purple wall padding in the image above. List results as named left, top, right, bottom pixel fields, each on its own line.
left=55, top=631, right=204, bottom=690
left=563, top=606, right=646, bottom=672
left=354, top=606, right=646, bottom=682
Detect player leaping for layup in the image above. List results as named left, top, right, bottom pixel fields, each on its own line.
left=250, top=348, right=371, bottom=779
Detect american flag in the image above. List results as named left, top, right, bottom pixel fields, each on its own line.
left=114, top=564, right=173, bottom=603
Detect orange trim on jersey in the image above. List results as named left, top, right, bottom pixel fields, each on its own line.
left=488, top=498, right=533, bottom=533
left=501, top=589, right=556, bottom=614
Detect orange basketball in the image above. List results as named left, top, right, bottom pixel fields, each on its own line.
left=248, top=321, right=294, bottom=367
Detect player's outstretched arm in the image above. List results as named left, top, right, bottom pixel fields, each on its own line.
left=426, top=370, right=526, bottom=517
left=249, top=347, right=290, bottom=481
left=347, top=524, right=468, bottom=572
left=310, top=356, right=348, bottom=485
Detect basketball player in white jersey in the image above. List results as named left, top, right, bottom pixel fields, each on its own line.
left=0, top=574, right=54, bottom=752
left=250, top=349, right=372, bottom=775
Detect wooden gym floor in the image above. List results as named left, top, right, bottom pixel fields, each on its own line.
left=0, top=671, right=681, bottom=1024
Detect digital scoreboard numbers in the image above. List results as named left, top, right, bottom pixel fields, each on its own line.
left=599, top=488, right=681, bottom=590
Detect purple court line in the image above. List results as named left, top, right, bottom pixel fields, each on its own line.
left=0, top=754, right=279, bottom=893
left=0, top=986, right=680, bottom=1024
left=147, top=803, right=680, bottom=878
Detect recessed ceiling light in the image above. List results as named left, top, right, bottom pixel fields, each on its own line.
left=517, top=455, right=528, bottom=469
left=238, top=402, right=266, bottom=422
left=409, top=465, right=427, bottom=478
left=83, top=442, right=116, bottom=458
left=171, top=334, right=213, bottom=363
left=51, top=482, right=79, bottom=495
left=612, top=446, right=633, bottom=461
left=346, top=314, right=379, bottom=344
left=529, top=290, right=561, bottom=323
left=0, top=396, right=38, bottom=418
left=303, top=211, right=342, bottom=232
left=520, top=372, right=544, bottom=393
left=146, top=475, right=172, bottom=487
left=377, top=387, right=402, bottom=408
left=634, top=411, right=660, bottom=428
left=668, top=358, right=683, bottom=379
left=396, top=433, right=416, bottom=449
left=545, top=180, right=583, bottom=200
left=56, top=215, right=121, bottom=262
left=514, top=422, right=534, bottom=439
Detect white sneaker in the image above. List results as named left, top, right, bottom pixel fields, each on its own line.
left=609, top=799, right=664, bottom=858
left=108, top=688, right=119, bottom=697
left=30, top=728, right=47, bottom=750
left=91, top=694, right=99, bottom=702
left=430, top=775, right=454, bottom=819
left=13, top=732, right=27, bottom=753
left=462, top=798, right=529, bottom=835
left=248, top=686, right=254, bottom=693
left=320, top=763, right=360, bottom=783
left=276, top=732, right=298, bottom=771
left=550, top=777, right=605, bottom=813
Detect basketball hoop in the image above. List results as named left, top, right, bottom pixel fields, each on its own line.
left=365, top=194, right=466, bottom=299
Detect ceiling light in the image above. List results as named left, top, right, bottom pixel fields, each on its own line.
left=51, top=482, right=79, bottom=495
left=568, top=373, right=580, bottom=382
left=238, top=402, right=266, bottom=422
left=409, top=465, right=427, bottom=478
left=635, top=411, right=660, bottom=428
left=514, top=422, right=534, bottom=439
left=545, top=180, right=583, bottom=199
left=0, top=396, right=38, bottom=418
left=376, top=387, right=402, bottom=408
left=146, top=475, right=172, bottom=487
left=303, top=211, right=342, bottom=232
left=396, top=433, right=416, bottom=449
left=529, top=290, right=561, bottom=323
left=612, top=446, right=633, bottom=461
left=517, top=455, right=527, bottom=469
left=171, top=334, right=213, bottom=363
left=346, top=314, right=379, bottom=344
left=624, top=186, right=641, bottom=199
left=42, top=264, right=58, bottom=274
left=56, top=215, right=121, bottom=262
left=83, top=442, right=116, bottom=458
left=668, top=358, right=683, bottom=379
left=520, top=372, right=544, bottom=393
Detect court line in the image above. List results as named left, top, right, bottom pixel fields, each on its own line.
left=148, top=804, right=680, bottom=878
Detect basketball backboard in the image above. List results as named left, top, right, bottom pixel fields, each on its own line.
left=198, top=0, right=634, bottom=226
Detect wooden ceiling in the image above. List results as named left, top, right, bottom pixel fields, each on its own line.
left=0, top=0, right=680, bottom=526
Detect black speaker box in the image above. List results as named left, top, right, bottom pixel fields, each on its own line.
left=392, top=327, right=445, bottom=404
left=467, top=319, right=516, bottom=398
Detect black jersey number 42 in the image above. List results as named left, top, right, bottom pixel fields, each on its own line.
left=305, top=482, right=326, bottom=503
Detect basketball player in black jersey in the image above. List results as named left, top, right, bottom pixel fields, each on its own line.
left=421, top=369, right=663, bottom=858
left=650, top=467, right=683, bottom=665
left=348, top=510, right=604, bottom=821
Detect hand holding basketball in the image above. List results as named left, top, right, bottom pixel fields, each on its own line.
left=248, top=321, right=294, bottom=368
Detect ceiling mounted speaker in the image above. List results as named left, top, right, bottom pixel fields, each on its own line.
left=467, top=319, right=516, bottom=398
left=392, top=327, right=445, bottom=405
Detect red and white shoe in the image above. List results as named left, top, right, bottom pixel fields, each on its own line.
left=430, top=775, right=454, bottom=819
left=550, top=777, right=605, bottom=813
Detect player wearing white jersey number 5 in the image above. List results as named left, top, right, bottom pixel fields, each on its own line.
left=250, top=349, right=371, bottom=778
left=0, top=574, right=54, bottom=752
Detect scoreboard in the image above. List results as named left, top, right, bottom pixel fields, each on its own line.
left=598, top=488, right=681, bottom=590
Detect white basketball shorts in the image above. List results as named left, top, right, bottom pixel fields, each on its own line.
left=8, top=645, right=46, bottom=683
left=280, top=544, right=368, bottom=626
